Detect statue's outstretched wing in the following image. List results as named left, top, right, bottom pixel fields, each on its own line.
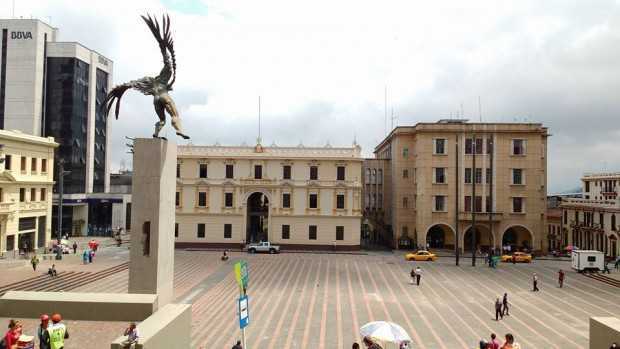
left=102, top=77, right=154, bottom=119
left=141, top=14, right=177, bottom=88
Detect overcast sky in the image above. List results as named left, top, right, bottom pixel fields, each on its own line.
left=11, top=0, right=620, bottom=193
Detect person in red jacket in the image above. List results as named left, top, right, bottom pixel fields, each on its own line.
left=4, top=319, right=22, bottom=349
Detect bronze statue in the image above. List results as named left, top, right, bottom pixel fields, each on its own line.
left=102, top=14, right=190, bottom=139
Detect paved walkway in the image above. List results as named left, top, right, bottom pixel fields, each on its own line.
left=2, top=249, right=619, bottom=348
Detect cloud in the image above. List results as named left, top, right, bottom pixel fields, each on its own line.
left=11, top=0, right=620, bottom=192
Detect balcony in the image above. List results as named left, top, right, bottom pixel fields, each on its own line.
left=0, top=202, right=15, bottom=214
left=19, top=202, right=48, bottom=211
left=459, top=211, right=503, bottom=222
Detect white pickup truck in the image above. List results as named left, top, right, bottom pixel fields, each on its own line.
left=246, top=241, right=280, bottom=254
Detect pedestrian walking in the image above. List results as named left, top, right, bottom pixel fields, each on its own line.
left=43, top=313, right=69, bottom=349
left=415, top=266, right=422, bottom=286
left=72, top=241, right=77, bottom=254
left=37, top=314, right=50, bottom=349
left=82, top=249, right=89, bottom=264
left=558, top=269, right=565, bottom=288
left=615, top=257, right=620, bottom=271
left=232, top=340, right=243, bottom=349
left=88, top=249, right=94, bottom=263
left=121, top=322, right=139, bottom=349
left=603, top=261, right=611, bottom=274
left=363, top=336, right=383, bottom=349
left=502, top=293, right=509, bottom=316
left=31, top=255, right=39, bottom=271
left=532, top=273, right=540, bottom=292
left=489, top=333, right=501, bottom=349
left=511, top=254, right=516, bottom=264
left=495, top=298, right=503, bottom=321
left=410, top=267, right=416, bottom=285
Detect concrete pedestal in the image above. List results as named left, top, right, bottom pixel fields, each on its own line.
left=129, top=138, right=176, bottom=309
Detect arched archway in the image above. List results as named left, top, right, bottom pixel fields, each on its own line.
left=463, top=225, right=494, bottom=252
left=425, top=223, right=456, bottom=249
left=246, top=192, right=269, bottom=243
left=502, top=225, right=533, bottom=252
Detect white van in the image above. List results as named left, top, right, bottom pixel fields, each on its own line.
left=571, top=250, right=604, bottom=272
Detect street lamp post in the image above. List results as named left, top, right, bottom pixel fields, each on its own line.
left=56, top=159, right=70, bottom=260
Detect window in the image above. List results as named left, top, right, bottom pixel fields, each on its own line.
left=486, top=168, right=492, bottom=184
left=309, top=193, right=318, bottom=209
left=19, top=188, right=25, bottom=202
left=486, top=196, right=492, bottom=212
left=310, top=166, right=318, bottom=180
left=337, top=194, right=345, bottom=209
left=176, top=164, right=181, bottom=178
left=4, top=155, right=11, bottom=170
left=225, top=192, right=233, bottom=207
left=337, top=166, right=345, bottom=181
left=377, top=169, right=383, bottom=184
left=309, top=225, right=317, bottom=240
left=402, top=147, right=409, bottom=158
left=434, top=196, right=445, bottom=212
left=41, top=159, right=47, bottom=173
left=585, top=181, right=590, bottom=192
left=512, top=169, right=523, bottom=185
left=512, top=197, right=523, bottom=213
left=403, top=169, right=408, bottom=179
left=40, top=188, right=46, bottom=201
left=197, top=224, right=205, bottom=238
left=587, top=256, right=596, bottom=262
left=283, top=165, right=291, bottom=180
left=199, top=163, right=208, bottom=178
left=612, top=214, right=616, bottom=230
left=198, top=192, right=207, bottom=207
left=21, top=157, right=26, bottom=172
left=365, top=168, right=371, bottom=184
left=563, top=210, right=568, bottom=224
left=0, top=188, right=3, bottom=202
left=486, top=138, right=493, bottom=154
left=282, top=225, right=290, bottom=239
left=512, top=139, right=525, bottom=155
left=175, top=223, right=179, bottom=238
left=176, top=192, right=180, bottom=206
left=434, top=168, right=446, bottom=184
left=475, top=138, right=483, bottom=154
left=475, top=168, right=482, bottom=184
left=575, top=211, right=579, bottom=223
left=31, top=158, right=37, bottom=173
left=600, top=213, right=604, bottom=229
left=336, top=226, right=344, bottom=241
left=403, top=196, right=408, bottom=208
left=474, top=196, right=482, bottom=212
left=465, top=168, right=472, bottom=184
left=30, top=188, right=36, bottom=201
left=464, top=196, right=471, bottom=212
left=434, top=139, right=446, bottom=154
left=282, top=193, right=291, bottom=208
left=226, top=164, right=234, bottom=179
left=224, top=224, right=232, bottom=239
left=465, top=138, right=483, bottom=154
left=254, top=165, right=262, bottom=179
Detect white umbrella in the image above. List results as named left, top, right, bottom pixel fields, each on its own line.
left=360, top=321, right=411, bottom=343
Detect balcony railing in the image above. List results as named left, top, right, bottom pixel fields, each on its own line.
left=458, top=211, right=503, bottom=221
left=0, top=202, right=14, bottom=214
left=18, top=202, right=47, bottom=211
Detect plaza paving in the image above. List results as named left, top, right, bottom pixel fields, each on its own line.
left=1, top=246, right=619, bottom=348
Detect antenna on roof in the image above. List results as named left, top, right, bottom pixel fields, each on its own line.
left=257, top=96, right=262, bottom=145
left=478, top=96, right=482, bottom=122
left=390, top=107, right=397, bottom=130
left=384, top=85, right=388, bottom=136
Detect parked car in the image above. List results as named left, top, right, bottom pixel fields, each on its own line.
left=405, top=250, right=438, bottom=261
left=501, top=252, right=532, bottom=263
left=246, top=241, right=280, bottom=254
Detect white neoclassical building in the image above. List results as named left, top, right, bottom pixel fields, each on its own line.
left=174, top=142, right=363, bottom=250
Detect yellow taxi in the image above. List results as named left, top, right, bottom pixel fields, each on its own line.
left=405, top=250, right=438, bottom=261
left=501, top=251, right=532, bottom=263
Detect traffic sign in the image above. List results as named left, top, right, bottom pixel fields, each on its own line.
left=238, top=295, right=249, bottom=329
left=234, top=260, right=249, bottom=290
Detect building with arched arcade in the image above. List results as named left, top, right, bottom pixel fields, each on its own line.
left=174, top=142, right=363, bottom=250
left=363, top=120, right=549, bottom=254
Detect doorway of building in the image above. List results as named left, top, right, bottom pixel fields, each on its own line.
left=247, top=192, right=269, bottom=243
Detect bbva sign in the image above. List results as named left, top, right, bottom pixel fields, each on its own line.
left=11, top=31, right=33, bottom=39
